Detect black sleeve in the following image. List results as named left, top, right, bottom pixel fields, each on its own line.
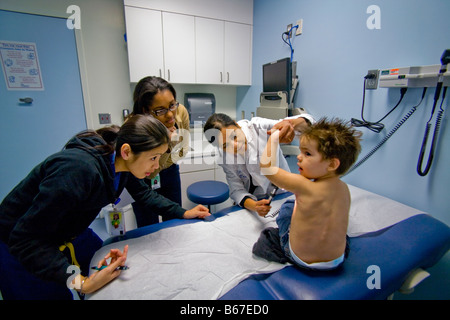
left=125, top=174, right=186, bottom=220
left=8, top=156, right=100, bottom=285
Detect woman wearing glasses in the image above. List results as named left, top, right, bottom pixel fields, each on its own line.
left=131, top=76, right=193, bottom=226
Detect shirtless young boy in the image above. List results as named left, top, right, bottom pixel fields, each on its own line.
left=260, top=118, right=362, bottom=270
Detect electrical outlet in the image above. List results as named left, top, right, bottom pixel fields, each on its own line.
left=296, top=19, right=303, bottom=35
left=365, top=69, right=380, bottom=90
left=99, top=113, right=111, bottom=124
left=286, top=23, right=293, bottom=39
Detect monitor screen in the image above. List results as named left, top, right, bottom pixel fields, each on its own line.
left=263, top=57, right=291, bottom=95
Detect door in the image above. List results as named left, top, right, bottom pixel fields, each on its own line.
left=0, top=10, right=87, bottom=200
left=124, top=6, right=164, bottom=82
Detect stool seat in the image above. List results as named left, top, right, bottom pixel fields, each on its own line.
left=187, top=180, right=229, bottom=207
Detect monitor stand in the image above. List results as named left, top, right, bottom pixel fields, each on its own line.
left=256, top=91, right=289, bottom=119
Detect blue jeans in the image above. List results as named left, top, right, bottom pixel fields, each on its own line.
left=276, top=199, right=296, bottom=259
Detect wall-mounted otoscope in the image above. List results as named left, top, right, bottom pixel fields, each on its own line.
left=416, top=49, right=449, bottom=176
left=347, top=49, right=449, bottom=176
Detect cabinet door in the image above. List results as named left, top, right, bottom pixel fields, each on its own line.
left=162, top=12, right=196, bottom=84
left=195, top=17, right=224, bottom=85
left=124, top=6, right=164, bottom=82
left=224, top=22, right=252, bottom=85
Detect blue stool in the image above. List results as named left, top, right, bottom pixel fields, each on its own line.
left=187, top=180, right=229, bottom=212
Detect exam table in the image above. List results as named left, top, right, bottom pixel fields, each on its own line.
left=90, top=186, right=450, bottom=300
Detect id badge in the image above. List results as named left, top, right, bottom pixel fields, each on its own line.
left=151, top=174, right=161, bottom=190
left=108, top=207, right=125, bottom=236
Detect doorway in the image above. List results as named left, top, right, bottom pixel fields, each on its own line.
left=0, top=10, right=87, bottom=200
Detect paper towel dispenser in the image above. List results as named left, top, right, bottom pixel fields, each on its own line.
left=184, top=93, right=215, bottom=126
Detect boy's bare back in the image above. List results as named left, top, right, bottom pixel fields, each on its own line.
left=289, top=176, right=350, bottom=263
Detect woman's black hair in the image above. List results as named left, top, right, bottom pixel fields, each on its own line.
left=203, top=113, right=238, bottom=146
left=75, top=115, right=169, bottom=156
left=115, top=114, right=169, bottom=155
left=132, top=76, right=177, bottom=115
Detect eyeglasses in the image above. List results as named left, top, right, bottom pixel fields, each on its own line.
left=150, top=102, right=179, bottom=117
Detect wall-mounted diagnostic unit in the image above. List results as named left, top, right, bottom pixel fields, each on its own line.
left=350, top=50, right=450, bottom=177
left=379, top=64, right=450, bottom=88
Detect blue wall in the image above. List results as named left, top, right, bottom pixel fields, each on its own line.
left=238, top=0, right=450, bottom=299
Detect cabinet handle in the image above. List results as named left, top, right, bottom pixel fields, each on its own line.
left=227, top=72, right=230, bottom=83
left=159, top=69, right=162, bottom=78
left=220, top=72, right=223, bottom=83
left=168, top=69, right=170, bottom=81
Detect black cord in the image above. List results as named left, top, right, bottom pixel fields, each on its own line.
left=417, top=86, right=447, bottom=176
left=351, top=75, right=407, bottom=133
left=345, top=87, right=428, bottom=176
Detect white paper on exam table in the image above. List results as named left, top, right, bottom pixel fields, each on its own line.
left=87, top=185, right=424, bottom=300
left=346, top=185, right=425, bottom=237
left=87, top=196, right=291, bottom=300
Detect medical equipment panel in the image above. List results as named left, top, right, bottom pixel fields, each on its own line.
left=257, top=58, right=299, bottom=120
left=379, top=64, right=450, bottom=88
left=349, top=49, right=449, bottom=177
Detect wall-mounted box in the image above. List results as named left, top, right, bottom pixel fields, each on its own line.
left=379, top=64, right=450, bottom=88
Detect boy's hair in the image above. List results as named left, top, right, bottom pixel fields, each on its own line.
left=301, top=117, right=362, bottom=175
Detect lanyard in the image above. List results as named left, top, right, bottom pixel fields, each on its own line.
left=110, top=152, right=121, bottom=206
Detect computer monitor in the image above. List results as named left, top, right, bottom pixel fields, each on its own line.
left=262, top=57, right=292, bottom=100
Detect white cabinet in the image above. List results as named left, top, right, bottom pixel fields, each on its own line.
left=195, top=17, right=224, bottom=85
left=124, top=6, right=164, bottom=82
left=124, top=3, right=252, bottom=85
left=196, top=18, right=252, bottom=86
left=224, top=22, right=252, bottom=86
left=162, top=12, right=196, bottom=84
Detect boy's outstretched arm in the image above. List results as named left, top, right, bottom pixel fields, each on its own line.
left=260, top=130, right=312, bottom=194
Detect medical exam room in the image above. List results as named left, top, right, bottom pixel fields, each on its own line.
left=0, top=0, right=449, bottom=303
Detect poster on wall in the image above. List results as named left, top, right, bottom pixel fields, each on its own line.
left=0, top=40, right=44, bottom=90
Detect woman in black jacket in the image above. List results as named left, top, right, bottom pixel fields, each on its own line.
left=0, top=115, right=210, bottom=298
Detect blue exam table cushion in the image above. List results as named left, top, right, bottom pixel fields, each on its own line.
left=98, top=187, right=450, bottom=300
left=220, top=213, right=450, bottom=300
